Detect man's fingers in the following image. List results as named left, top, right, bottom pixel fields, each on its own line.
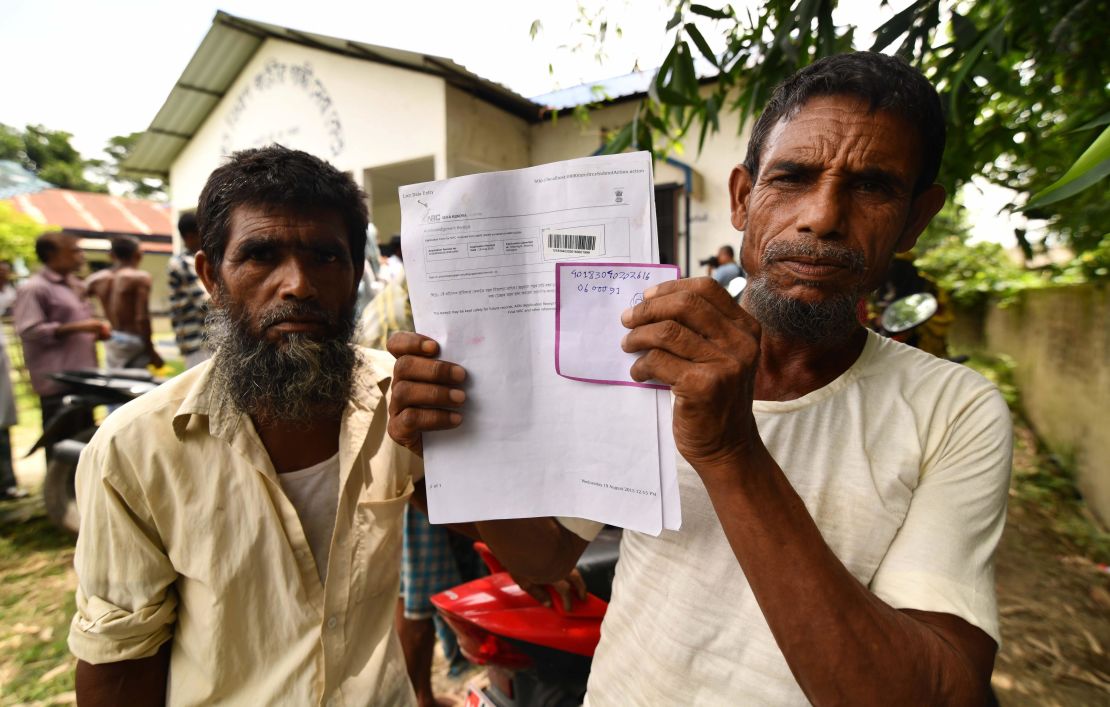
left=553, top=582, right=576, bottom=612
left=393, top=354, right=467, bottom=387
left=386, top=331, right=440, bottom=358
left=391, top=380, right=466, bottom=410
left=388, top=407, right=462, bottom=438
left=567, top=569, right=588, bottom=601
left=509, top=574, right=553, bottom=606
left=629, top=348, right=696, bottom=387
left=622, top=283, right=750, bottom=345
left=622, top=320, right=716, bottom=361
left=643, top=277, right=743, bottom=320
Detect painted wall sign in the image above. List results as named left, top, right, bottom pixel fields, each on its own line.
left=220, top=59, right=345, bottom=158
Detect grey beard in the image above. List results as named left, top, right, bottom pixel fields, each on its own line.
left=205, top=300, right=357, bottom=425
left=743, top=240, right=867, bottom=343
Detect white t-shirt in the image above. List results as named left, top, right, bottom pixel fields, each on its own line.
left=277, top=452, right=341, bottom=583
left=574, top=331, right=1012, bottom=706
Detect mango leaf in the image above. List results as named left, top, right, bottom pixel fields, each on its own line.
left=1068, top=111, right=1110, bottom=134
left=690, top=4, right=731, bottom=20
left=656, top=85, right=698, bottom=107
left=948, top=19, right=1006, bottom=123
left=871, top=0, right=929, bottom=52
left=685, top=23, right=720, bottom=68
left=666, top=6, right=685, bottom=31
left=950, top=11, right=977, bottom=48
left=1022, top=125, right=1110, bottom=211
left=603, top=123, right=633, bottom=155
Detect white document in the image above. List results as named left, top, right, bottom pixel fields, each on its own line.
left=555, top=262, right=679, bottom=386
left=400, top=152, right=680, bottom=534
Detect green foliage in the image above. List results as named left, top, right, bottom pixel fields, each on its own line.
left=97, top=132, right=166, bottom=199
left=0, top=201, right=53, bottom=264
left=1022, top=124, right=1110, bottom=211
left=914, top=236, right=1046, bottom=305
left=0, top=124, right=165, bottom=198
left=915, top=198, right=972, bottom=253
left=1058, top=232, right=1110, bottom=281
left=964, top=353, right=1110, bottom=562
left=576, top=0, right=1110, bottom=257
left=963, top=351, right=1019, bottom=407
left=16, top=124, right=106, bottom=193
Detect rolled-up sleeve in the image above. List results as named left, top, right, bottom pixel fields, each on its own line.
left=68, top=434, right=178, bottom=664
left=13, top=286, right=60, bottom=343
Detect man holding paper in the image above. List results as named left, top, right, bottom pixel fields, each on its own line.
left=389, top=51, right=1010, bottom=705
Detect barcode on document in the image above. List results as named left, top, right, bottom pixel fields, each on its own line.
left=547, top=233, right=597, bottom=251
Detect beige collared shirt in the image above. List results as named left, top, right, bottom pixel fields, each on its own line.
left=69, top=347, right=421, bottom=706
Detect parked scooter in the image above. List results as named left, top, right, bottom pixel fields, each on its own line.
left=877, top=292, right=938, bottom=343
left=433, top=528, right=622, bottom=707
left=28, top=368, right=160, bottom=533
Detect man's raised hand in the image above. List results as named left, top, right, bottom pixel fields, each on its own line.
left=620, top=277, right=762, bottom=475
left=386, top=332, right=467, bottom=457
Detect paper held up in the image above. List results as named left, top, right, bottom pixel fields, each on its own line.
left=555, top=262, right=681, bottom=388
left=399, top=152, right=681, bottom=535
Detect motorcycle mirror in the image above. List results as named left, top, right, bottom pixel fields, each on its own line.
left=881, top=292, right=938, bottom=333
left=726, top=276, right=747, bottom=300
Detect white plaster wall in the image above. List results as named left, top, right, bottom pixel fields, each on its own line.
left=529, top=95, right=752, bottom=274
left=445, top=86, right=530, bottom=176
left=169, top=39, right=448, bottom=214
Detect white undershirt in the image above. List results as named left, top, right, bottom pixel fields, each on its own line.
left=277, top=452, right=341, bottom=583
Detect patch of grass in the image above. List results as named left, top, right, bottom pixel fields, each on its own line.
left=0, top=513, right=77, bottom=703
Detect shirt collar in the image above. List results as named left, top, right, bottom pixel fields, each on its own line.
left=172, top=346, right=392, bottom=441
left=41, top=267, right=67, bottom=284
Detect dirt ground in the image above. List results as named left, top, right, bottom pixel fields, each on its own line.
left=990, top=421, right=1110, bottom=706
left=1, top=414, right=1107, bottom=705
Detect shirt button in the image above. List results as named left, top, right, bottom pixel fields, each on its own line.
left=327, top=616, right=338, bottom=630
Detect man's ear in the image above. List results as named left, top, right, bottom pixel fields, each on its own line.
left=729, top=165, right=754, bottom=232
left=194, top=251, right=218, bottom=298
left=896, top=183, right=946, bottom=253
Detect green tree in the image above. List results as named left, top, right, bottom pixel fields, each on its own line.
left=0, top=201, right=53, bottom=265
left=0, top=123, right=107, bottom=193
left=19, top=124, right=106, bottom=193
left=97, top=132, right=166, bottom=199
left=580, top=0, right=1109, bottom=257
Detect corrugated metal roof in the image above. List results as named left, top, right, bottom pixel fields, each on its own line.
left=8, top=189, right=172, bottom=251
left=122, top=11, right=545, bottom=178
left=531, top=58, right=719, bottom=110
left=531, top=71, right=656, bottom=110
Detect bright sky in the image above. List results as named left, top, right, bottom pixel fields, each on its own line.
left=1, top=0, right=1020, bottom=245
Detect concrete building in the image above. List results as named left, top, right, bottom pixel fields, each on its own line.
left=124, top=11, right=752, bottom=275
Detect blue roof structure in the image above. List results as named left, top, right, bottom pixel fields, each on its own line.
left=0, top=160, right=54, bottom=199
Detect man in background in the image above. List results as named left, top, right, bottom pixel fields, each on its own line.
left=379, top=235, right=405, bottom=283
left=87, top=236, right=163, bottom=370
left=13, top=233, right=109, bottom=460
left=711, top=244, right=742, bottom=287
left=167, top=212, right=210, bottom=368
left=0, top=260, right=24, bottom=500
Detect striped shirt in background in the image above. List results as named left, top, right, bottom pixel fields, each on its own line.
left=166, top=252, right=208, bottom=360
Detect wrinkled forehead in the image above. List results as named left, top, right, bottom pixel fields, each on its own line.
left=762, top=95, right=923, bottom=179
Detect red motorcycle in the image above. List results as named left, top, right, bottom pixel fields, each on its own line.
left=432, top=528, right=621, bottom=707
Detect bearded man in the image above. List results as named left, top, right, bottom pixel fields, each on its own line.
left=69, top=146, right=422, bottom=706
left=389, top=52, right=1011, bottom=704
